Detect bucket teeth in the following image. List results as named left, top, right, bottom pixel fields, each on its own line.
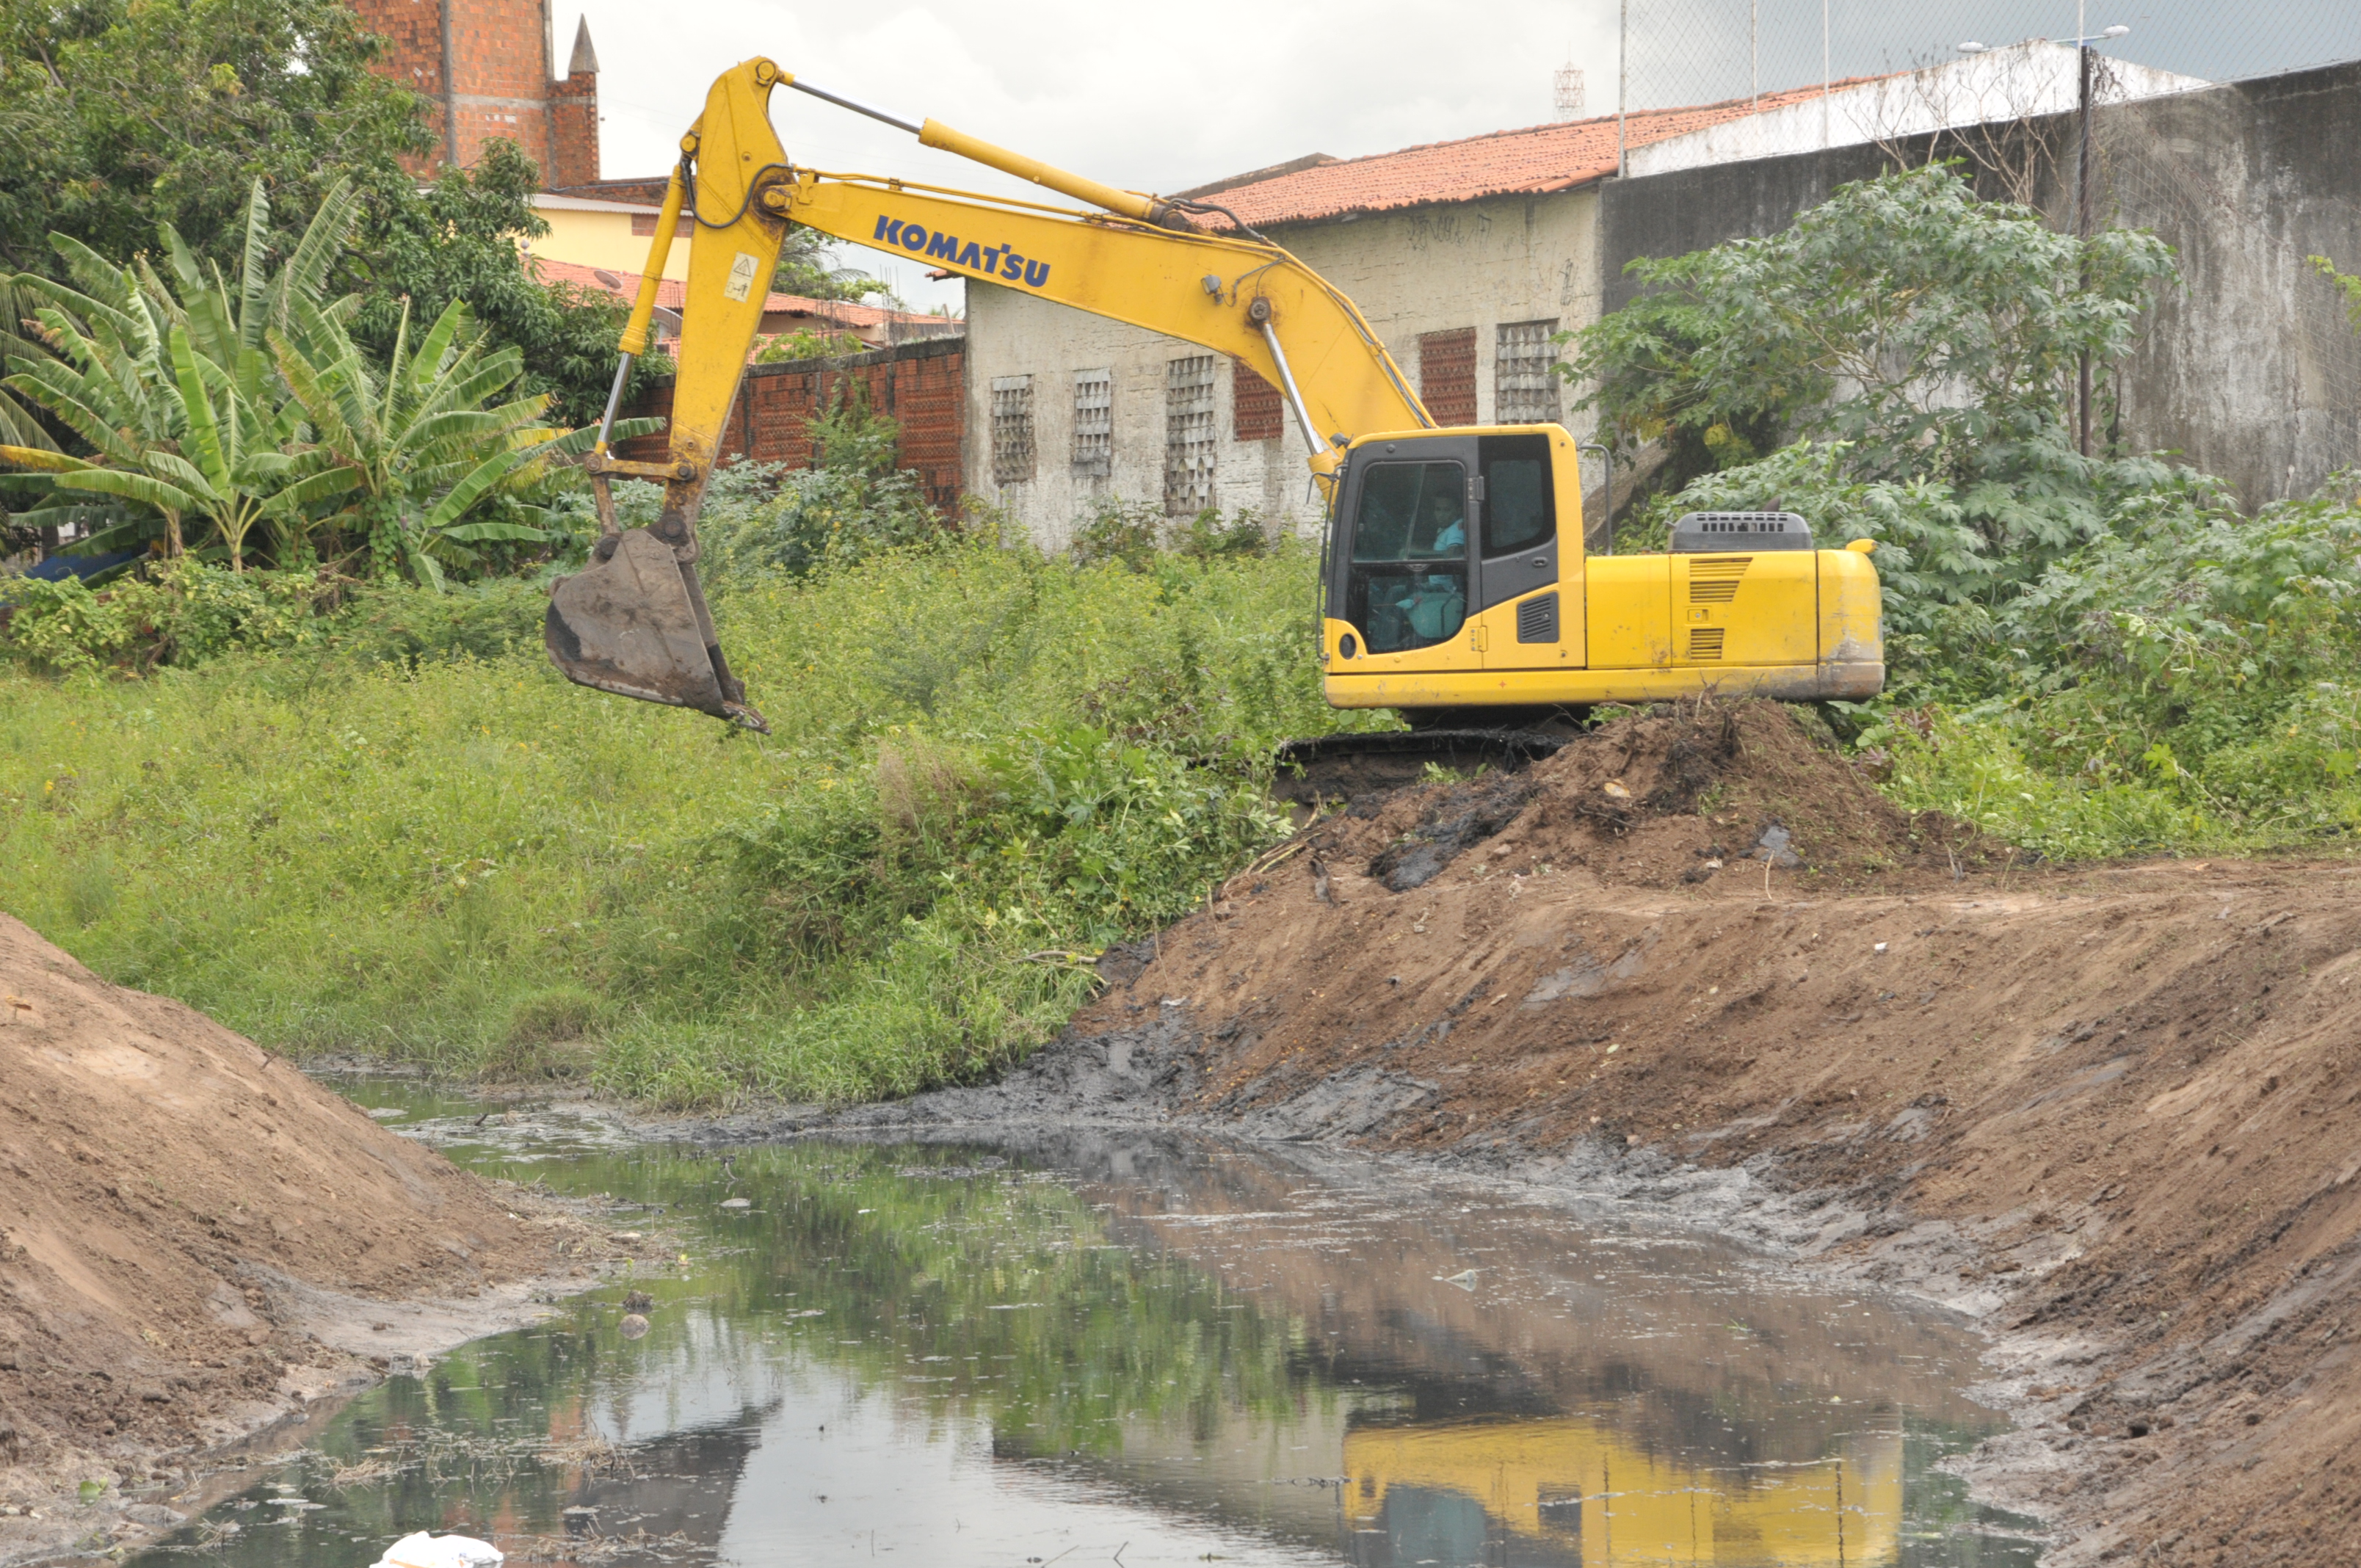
left=545, top=528, right=750, bottom=722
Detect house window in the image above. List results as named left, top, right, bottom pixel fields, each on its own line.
left=1495, top=320, right=1562, bottom=424
left=1164, top=355, right=1216, bottom=515
left=1072, top=368, right=1111, bottom=477
left=1419, top=327, right=1477, bottom=427
left=990, top=375, right=1035, bottom=486
left=1233, top=360, right=1285, bottom=443
left=630, top=214, right=696, bottom=239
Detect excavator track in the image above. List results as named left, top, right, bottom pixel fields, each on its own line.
left=1271, top=729, right=1573, bottom=808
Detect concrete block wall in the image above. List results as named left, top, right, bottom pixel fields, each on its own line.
left=1598, top=60, right=2361, bottom=509
left=619, top=338, right=968, bottom=512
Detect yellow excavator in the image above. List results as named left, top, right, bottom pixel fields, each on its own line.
left=544, top=59, right=1884, bottom=747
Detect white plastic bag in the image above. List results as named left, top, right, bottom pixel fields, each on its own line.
left=371, top=1531, right=504, bottom=1568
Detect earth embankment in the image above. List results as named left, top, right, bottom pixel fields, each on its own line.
left=780, top=702, right=2361, bottom=1567
left=0, top=913, right=644, bottom=1560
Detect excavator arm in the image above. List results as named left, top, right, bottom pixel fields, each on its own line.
left=546, top=58, right=1431, bottom=728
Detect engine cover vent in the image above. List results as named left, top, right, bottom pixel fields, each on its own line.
left=1671, top=510, right=1812, bottom=553
left=1516, top=592, right=1559, bottom=644
left=1689, top=557, right=1749, bottom=603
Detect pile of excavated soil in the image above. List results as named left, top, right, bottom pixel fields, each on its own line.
left=0, top=914, right=645, bottom=1556
left=782, top=701, right=2361, bottom=1568
left=1319, top=699, right=1996, bottom=897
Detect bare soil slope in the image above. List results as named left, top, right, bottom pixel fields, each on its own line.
left=0, top=913, right=617, bottom=1548
left=1059, top=702, right=2361, bottom=1567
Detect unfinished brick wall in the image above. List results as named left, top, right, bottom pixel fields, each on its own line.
left=546, top=70, right=598, bottom=189
left=618, top=338, right=968, bottom=510
left=353, top=0, right=599, bottom=182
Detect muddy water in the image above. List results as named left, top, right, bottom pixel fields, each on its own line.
left=131, top=1086, right=2039, bottom=1567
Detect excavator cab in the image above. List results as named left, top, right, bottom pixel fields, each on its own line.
left=1319, top=425, right=1885, bottom=718
left=1320, top=426, right=1586, bottom=716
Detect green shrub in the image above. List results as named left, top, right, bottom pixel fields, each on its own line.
left=0, top=531, right=1377, bottom=1106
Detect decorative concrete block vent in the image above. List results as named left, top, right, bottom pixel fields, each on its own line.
left=990, top=374, right=1035, bottom=486
left=1072, top=368, right=1111, bottom=478
left=1495, top=320, right=1562, bottom=424
left=1164, top=355, right=1217, bottom=515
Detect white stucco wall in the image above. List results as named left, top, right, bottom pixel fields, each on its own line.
left=963, top=188, right=1603, bottom=549
left=1628, top=41, right=2205, bottom=179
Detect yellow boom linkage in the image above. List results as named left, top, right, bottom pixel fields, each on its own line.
left=545, top=59, right=1885, bottom=735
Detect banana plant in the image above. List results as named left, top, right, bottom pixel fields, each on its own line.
left=270, top=294, right=548, bottom=584
left=0, top=179, right=359, bottom=565
left=271, top=294, right=659, bottom=584
left=37, top=327, right=354, bottom=571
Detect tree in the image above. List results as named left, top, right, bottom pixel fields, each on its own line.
left=273, top=293, right=633, bottom=585
left=1570, top=163, right=2173, bottom=482
left=3, top=179, right=606, bottom=578
left=0, top=0, right=427, bottom=279
left=2, top=181, right=363, bottom=565
left=773, top=227, right=891, bottom=304
left=344, top=140, right=659, bottom=426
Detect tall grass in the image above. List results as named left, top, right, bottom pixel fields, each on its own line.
left=0, top=537, right=1374, bottom=1105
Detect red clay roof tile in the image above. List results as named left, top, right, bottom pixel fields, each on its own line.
left=1194, top=81, right=1885, bottom=229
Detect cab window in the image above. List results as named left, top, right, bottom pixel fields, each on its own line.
left=1479, top=435, right=1554, bottom=556
left=1348, top=461, right=1468, bottom=653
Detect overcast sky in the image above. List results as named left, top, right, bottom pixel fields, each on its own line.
left=567, top=0, right=1621, bottom=312
left=559, top=0, right=2360, bottom=313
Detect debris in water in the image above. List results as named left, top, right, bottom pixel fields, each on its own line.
left=623, top=1289, right=653, bottom=1313
left=1435, top=1269, right=1479, bottom=1289
left=720, top=1197, right=752, bottom=1209
left=371, top=1531, right=503, bottom=1568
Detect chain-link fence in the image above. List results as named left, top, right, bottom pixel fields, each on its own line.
left=1617, top=0, right=2361, bottom=115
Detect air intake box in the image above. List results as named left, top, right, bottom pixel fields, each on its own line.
left=1670, top=510, right=1813, bottom=553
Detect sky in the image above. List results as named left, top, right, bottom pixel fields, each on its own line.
left=559, top=0, right=2360, bottom=314
left=565, top=0, right=1620, bottom=313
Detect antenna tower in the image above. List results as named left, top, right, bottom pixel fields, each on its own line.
left=1553, top=62, right=1586, bottom=119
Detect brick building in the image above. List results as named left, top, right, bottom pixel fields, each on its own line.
left=618, top=338, right=968, bottom=512
left=353, top=0, right=601, bottom=186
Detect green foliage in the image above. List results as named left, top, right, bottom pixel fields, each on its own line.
left=1866, top=473, right=2361, bottom=854
left=1570, top=162, right=2174, bottom=489
left=345, top=142, right=659, bottom=426
left=687, top=388, right=942, bottom=583
left=752, top=328, right=869, bottom=363
left=0, top=0, right=427, bottom=280
left=0, top=533, right=1373, bottom=1105
left=2313, top=255, right=2361, bottom=335
left=1070, top=497, right=1273, bottom=573
left=4, top=179, right=616, bottom=582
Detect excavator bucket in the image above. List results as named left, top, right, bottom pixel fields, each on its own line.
left=544, top=528, right=769, bottom=731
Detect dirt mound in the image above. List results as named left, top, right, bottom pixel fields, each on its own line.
left=1315, top=701, right=1990, bottom=897
left=986, top=708, right=2361, bottom=1567
left=0, top=914, right=613, bottom=1525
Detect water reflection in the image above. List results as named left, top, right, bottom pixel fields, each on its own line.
left=129, top=1092, right=2039, bottom=1567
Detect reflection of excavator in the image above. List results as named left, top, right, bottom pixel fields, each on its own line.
left=1343, top=1415, right=1902, bottom=1567
left=544, top=59, right=1885, bottom=738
